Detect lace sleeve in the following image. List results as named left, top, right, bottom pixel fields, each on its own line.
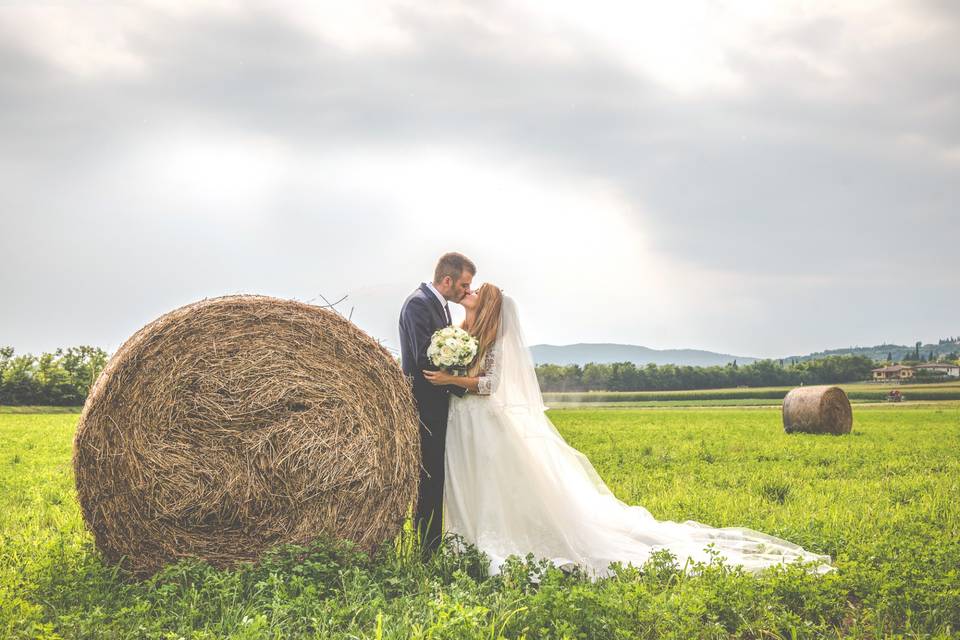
left=475, top=347, right=500, bottom=395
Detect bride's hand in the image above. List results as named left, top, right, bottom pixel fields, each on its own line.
left=423, top=369, right=454, bottom=386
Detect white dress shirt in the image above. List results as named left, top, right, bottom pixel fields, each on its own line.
left=425, top=282, right=451, bottom=323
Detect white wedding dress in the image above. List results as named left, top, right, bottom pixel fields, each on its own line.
left=443, top=296, right=835, bottom=579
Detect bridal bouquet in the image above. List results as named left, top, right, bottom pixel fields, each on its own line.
left=427, top=326, right=478, bottom=372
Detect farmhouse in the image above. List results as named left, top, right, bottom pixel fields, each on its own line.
left=871, top=365, right=915, bottom=381
left=913, top=363, right=960, bottom=378
left=871, top=363, right=960, bottom=381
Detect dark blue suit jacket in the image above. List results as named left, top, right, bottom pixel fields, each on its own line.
left=399, top=283, right=465, bottom=420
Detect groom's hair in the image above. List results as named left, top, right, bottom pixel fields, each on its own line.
left=434, top=252, right=476, bottom=284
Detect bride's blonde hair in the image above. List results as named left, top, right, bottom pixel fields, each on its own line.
left=465, top=283, right=503, bottom=377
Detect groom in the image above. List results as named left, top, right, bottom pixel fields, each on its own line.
left=399, top=252, right=475, bottom=554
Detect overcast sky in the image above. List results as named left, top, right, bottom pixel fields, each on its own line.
left=1, top=1, right=957, bottom=360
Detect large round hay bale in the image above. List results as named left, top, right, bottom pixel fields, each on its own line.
left=782, top=385, right=852, bottom=435
left=73, top=295, right=419, bottom=576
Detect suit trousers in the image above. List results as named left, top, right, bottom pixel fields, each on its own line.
left=415, top=396, right=449, bottom=554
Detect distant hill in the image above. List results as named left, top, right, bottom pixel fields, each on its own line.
left=530, top=343, right=758, bottom=367
left=530, top=338, right=960, bottom=369
left=782, top=339, right=960, bottom=364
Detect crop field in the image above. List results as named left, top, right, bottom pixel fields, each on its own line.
left=543, top=380, right=960, bottom=406
left=3, top=404, right=959, bottom=639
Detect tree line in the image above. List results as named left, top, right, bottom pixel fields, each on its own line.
left=0, top=346, right=107, bottom=406
left=534, top=355, right=877, bottom=392
left=892, top=341, right=960, bottom=364
left=0, top=346, right=937, bottom=405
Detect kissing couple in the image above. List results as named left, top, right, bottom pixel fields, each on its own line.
left=399, top=252, right=835, bottom=578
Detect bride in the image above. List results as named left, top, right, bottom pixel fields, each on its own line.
left=423, top=284, right=835, bottom=578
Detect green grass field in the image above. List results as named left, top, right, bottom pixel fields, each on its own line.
left=0, top=406, right=85, bottom=414
left=3, top=405, right=959, bottom=638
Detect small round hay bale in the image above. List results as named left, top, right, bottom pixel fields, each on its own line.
left=73, top=295, right=419, bottom=576
left=782, top=385, right=852, bottom=435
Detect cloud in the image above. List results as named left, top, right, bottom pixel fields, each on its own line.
left=0, top=1, right=957, bottom=358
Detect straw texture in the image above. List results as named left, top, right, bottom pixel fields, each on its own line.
left=73, top=295, right=419, bottom=576
left=782, top=385, right=853, bottom=435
